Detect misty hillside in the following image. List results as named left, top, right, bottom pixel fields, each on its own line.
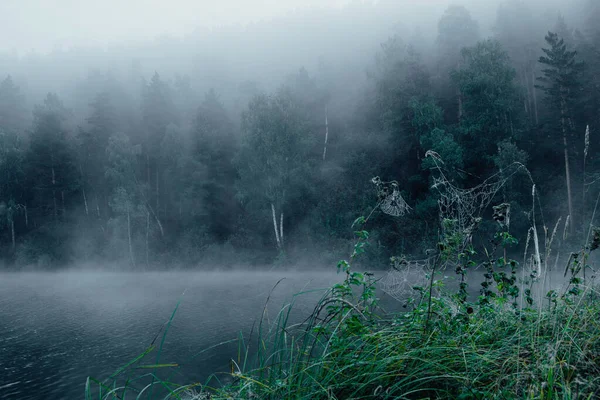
left=0, top=0, right=598, bottom=269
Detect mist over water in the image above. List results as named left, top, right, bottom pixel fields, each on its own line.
left=0, top=265, right=586, bottom=399
left=0, top=270, right=346, bottom=399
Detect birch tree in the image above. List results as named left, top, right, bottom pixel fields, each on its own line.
left=0, top=131, right=25, bottom=251
left=27, top=93, right=77, bottom=224
left=105, top=132, right=144, bottom=268
left=237, top=89, right=317, bottom=253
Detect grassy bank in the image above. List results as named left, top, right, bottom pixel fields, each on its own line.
left=87, top=217, right=600, bottom=399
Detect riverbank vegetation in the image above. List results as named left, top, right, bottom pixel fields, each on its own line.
left=86, top=199, right=600, bottom=399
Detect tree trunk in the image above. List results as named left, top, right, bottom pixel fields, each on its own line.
left=147, top=203, right=164, bottom=237
left=279, top=212, right=284, bottom=248
left=11, top=218, right=15, bottom=251
left=53, top=190, right=58, bottom=222
left=583, top=125, right=589, bottom=228
left=127, top=202, right=136, bottom=268
left=521, top=68, right=530, bottom=115
left=95, top=194, right=101, bottom=218
left=271, top=203, right=281, bottom=250
left=146, top=153, right=150, bottom=184
left=532, top=69, right=540, bottom=125
left=82, top=187, right=89, bottom=216
left=457, top=88, right=463, bottom=121
left=79, top=164, right=89, bottom=216
left=52, top=166, right=57, bottom=222
left=322, top=106, right=329, bottom=161
left=146, top=209, right=150, bottom=270
left=562, top=101, right=574, bottom=233
left=156, top=167, right=160, bottom=214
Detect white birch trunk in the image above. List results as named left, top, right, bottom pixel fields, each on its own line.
left=146, top=209, right=150, bottom=270
left=82, top=187, right=89, bottom=216
left=95, top=194, right=101, bottom=218
left=156, top=167, right=159, bottom=214
left=127, top=202, right=135, bottom=268
left=271, top=203, right=281, bottom=250
left=279, top=212, right=284, bottom=248
left=148, top=204, right=164, bottom=237
left=80, top=164, right=89, bottom=216
left=53, top=190, right=58, bottom=221
left=532, top=186, right=542, bottom=278
left=52, top=166, right=58, bottom=221
left=532, top=70, right=539, bottom=125
left=561, top=99, right=574, bottom=233
left=322, top=106, right=329, bottom=161
left=11, top=218, right=15, bottom=251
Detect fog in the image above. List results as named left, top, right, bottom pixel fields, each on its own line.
left=0, top=0, right=596, bottom=271
left=1, top=1, right=599, bottom=397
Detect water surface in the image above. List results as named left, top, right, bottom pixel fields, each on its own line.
left=0, top=270, right=344, bottom=400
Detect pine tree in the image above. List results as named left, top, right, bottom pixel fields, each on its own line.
left=0, top=131, right=26, bottom=251
left=537, top=32, right=584, bottom=230
left=436, top=5, right=480, bottom=122
left=494, top=0, right=543, bottom=125
left=141, top=72, right=178, bottom=215
left=0, top=76, right=27, bottom=135
left=25, top=93, right=78, bottom=263
left=78, top=92, right=116, bottom=218
left=191, top=89, right=238, bottom=241
left=452, top=39, right=523, bottom=174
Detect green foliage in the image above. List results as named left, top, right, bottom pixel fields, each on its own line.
left=92, top=213, right=600, bottom=399
left=420, top=127, right=463, bottom=171
left=0, top=75, right=28, bottom=134
left=453, top=39, right=523, bottom=172
left=537, top=32, right=584, bottom=124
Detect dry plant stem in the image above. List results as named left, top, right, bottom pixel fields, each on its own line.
left=585, top=191, right=600, bottom=245
left=531, top=185, right=542, bottom=278
left=425, top=255, right=441, bottom=332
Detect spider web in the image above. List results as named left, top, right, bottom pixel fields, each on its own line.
left=381, top=256, right=431, bottom=302
left=425, top=151, right=526, bottom=237
left=371, top=177, right=411, bottom=217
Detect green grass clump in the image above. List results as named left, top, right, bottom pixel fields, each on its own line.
left=87, top=216, right=600, bottom=399
left=208, top=282, right=600, bottom=399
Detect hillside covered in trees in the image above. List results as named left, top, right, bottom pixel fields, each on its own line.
left=0, top=0, right=599, bottom=269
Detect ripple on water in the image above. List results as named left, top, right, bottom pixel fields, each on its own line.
left=0, top=270, right=341, bottom=399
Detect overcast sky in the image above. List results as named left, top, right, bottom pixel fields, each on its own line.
left=0, top=0, right=357, bottom=53
left=0, top=0, right=575, bottom=54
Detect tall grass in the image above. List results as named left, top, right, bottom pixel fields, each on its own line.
left=87, top=210, right=600, bottom=399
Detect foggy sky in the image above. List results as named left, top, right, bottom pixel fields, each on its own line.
left=0, top=0, right=580, bottom=54
left=0, top=0, right=354, bottom=53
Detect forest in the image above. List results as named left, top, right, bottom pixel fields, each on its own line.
left=0, top=0, right=598, bottom=270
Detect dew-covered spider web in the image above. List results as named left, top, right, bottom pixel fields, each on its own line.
left=380, top=152, right=528, bottom=302
left=371, top=176, right=411, bottom=217
left=380, top=256, right=431, bottom=302
left=425, top=150, right=526, bottom=238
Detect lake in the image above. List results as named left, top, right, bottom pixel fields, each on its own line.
left=0, top=270, right=376, bottom=400
left=0, top=265, right=578, bottom=399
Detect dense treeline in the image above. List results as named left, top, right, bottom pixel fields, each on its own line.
left=0, top=1, right=599, bottom=269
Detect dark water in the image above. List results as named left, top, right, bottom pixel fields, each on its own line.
left=0, top=267, right=580, bottom=400
left=0, top=270, right=352, bottom=400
